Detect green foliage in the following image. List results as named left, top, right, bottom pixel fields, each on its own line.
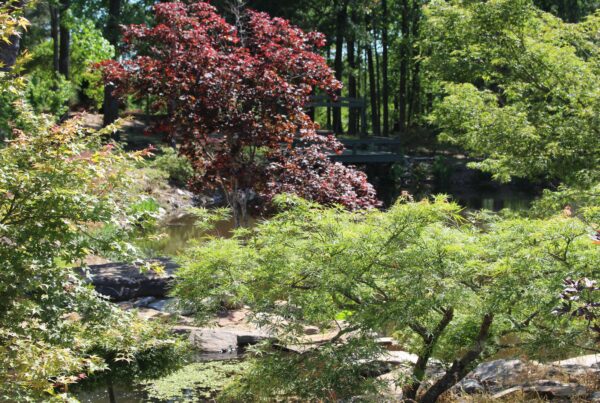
left=423, top=0, right=600, bottom=187
left=0, top=1, right=28, bottom=51
left=25, top=19, right=114, bottom=114
left=220, top=339, right=383, bottom=401
left=26, top=70, right=74, bottom=116
left=0, top=105, right=182, bottom=400
left=533, top=182, right=600, bottom=222
left=0, top=2, right=30, bottom=138
left=148, top=147, right=194, bottom=186
left=144, top=360, right=249, bottom=401
left=174, top=196, right=598, bottom=400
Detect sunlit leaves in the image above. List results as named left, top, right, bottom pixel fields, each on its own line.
left=423, top=0, right=600, bottom=187
left=0, top=106, right=181, bottom=399
left=175, top=197, right=598, bottom=399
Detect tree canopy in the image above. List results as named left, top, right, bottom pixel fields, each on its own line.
left=423, top=0, right=600, bottom=187
left=102, top=1, right=379, bottom=226
left=174, top=196, right=599, bottom=401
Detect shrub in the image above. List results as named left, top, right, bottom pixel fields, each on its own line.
left=25, top=70, right=74, bottom=116
left=150, top=146, right=194, bottom=186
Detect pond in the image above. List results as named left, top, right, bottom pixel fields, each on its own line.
left=149, top=164, right=540, bottom=257
left=76, top=354, right=243, bottom=403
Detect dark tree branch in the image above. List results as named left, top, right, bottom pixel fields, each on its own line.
left=419, top=313, right=494, bottom=403
left=404, top=307, right=454, bottom=400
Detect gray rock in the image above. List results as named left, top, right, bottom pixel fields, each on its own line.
left=173, top=326, right=270, bottom=353
left=137, top=307, right=169, bottom=321
left=553, top=354, right=600, bottom=368
left=133, top=296, right=158, bottom=308
left=491, top=386, right=523, bottom=399
left=463, top=358, right=524, bottom=391
left=492, top=381, right=588, bottom=400
left=148, top=298, right=171, bottom=311
left=190, top=328, right=239, bottom=353
left=458, top=379, right=484, bottom=395
left=81, top=257, right=178, bottom=301
left=590, top=391, right=600, bottom=401
left=526, top=380, right=587, bottom=399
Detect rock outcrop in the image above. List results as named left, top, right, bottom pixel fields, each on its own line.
left=82, top=258, right=179, bottom=301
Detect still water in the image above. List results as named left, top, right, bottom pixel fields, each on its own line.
left=152, top=190, right=536, bottom=256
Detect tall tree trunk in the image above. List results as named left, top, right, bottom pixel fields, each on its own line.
left=0, top=0, right=25, bottom=72
left=58, top=0, right=70, bottom=79
left=50, top=4, right=60, bottom=72
left=357, top=38, right=367, bottom=137
left=0, top=35, right=21, bottom=73
left=392, top=96, right=400, bottom=132
left=419, top=314, right=494, bottom=403
left=398, top=0, right=409, bottom=132
left=347, top=34, right=357, bottom=135
left=381, top=0, right=389, bottom=135
left=333, top=0, right=348, bottom=134
left=408, top=0, right=421, bottom=126
left=326, top=45, right=332, bottom=131
left=366, top=42, right=380, bottom=136
left=374, top=28, right=382, bottom=135
left=103, top=0, right=122, bottom=127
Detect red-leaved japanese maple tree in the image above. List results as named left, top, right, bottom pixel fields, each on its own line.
left=101, top=1, right=379, bottom=226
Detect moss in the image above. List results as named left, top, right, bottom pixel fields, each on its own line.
left=144, top=360, right=249, bottom=401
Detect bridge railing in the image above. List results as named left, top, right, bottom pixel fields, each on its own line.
left=306, top=95, right=367, bottom=136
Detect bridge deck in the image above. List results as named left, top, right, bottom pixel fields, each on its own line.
left=327, top=136, right=404, bottom=164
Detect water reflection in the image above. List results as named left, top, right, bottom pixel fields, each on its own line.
left=144, top=214, right=257, bottom=256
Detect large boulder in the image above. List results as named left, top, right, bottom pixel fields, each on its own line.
left=81, top=258, right=179, bottom=301
left=173, top=326, right=271, bottom=354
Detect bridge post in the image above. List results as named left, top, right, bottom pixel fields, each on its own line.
left=360, top=97, right=368, bottom=137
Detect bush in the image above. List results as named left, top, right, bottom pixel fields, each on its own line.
left=149, top=147, right=194, bottom=186
left=26, top=70, right=74, bottom=116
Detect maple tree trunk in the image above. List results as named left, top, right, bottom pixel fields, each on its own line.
left=230, top=189, right=250, bottom=228
left=398, top=0, right=409, bottom=131
left=106, top=379, right=116, bottom=403
left=58, top=0, right=70, bottom=79
left=403, top=308, right=454, bottom=401
left=419, top=314, right=494, bottom=403
left=103, top=0, right=122, bottom=127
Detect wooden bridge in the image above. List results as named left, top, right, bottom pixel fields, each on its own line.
left=307, top=95, right=404, bottom=164
left=330, top=136, right=405, bottom=164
